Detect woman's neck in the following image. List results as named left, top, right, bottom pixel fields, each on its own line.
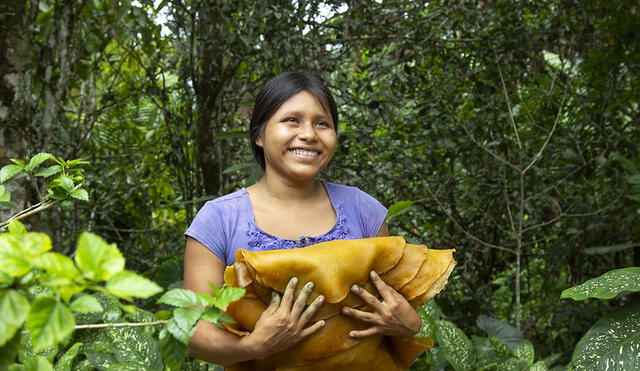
left=252, top=173, right=322, bottom=204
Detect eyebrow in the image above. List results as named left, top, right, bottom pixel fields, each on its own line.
left=278, top=110, right=331, bottom=121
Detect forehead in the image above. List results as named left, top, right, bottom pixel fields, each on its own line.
left=274, top=90, right=331, bottom=117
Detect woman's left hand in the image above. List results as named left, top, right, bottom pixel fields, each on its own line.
left=341, top=270, right=421, bottom=339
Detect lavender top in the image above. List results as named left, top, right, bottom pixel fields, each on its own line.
left=185, top=181, right=388, bottom=266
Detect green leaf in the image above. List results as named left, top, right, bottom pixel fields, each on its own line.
left=159, top=329, right=188, bottom=371
left=0, top=332, right=21, bottom=370
left=21, top=356, right=54, bottom=371
left=104, top=326, right=163, bottom=370
left=628, top=174, right=640, bottom=185
left=57, top=175, right=74, bottom=192
left=0, top=235, right=31, bottom=277
left=75, top=232, right=125, bottom=281
left=25, top=153, right=52, bottom=172
left=34, top=165, right=61, bottom=178
left=209, top=284, right=245, bottom=311
left=0, top=200, right=17, bottom=209
left=489, top=336, right=513, bottom=358
left=70, top=294, right=103, bottom=313
left=105, top=271, right=163, bottom=300
left=476, top=315, right=525, bottom=350
left=529, top=361, right=550, bottom=371
left=416, top=305, right=437, bottom=339
left=27, top=297, right=75, bottom=351
left=32, top=252, right=80, bottom=279
left=157, top=288, right=198, bottom=307
left=0, top=290, right=30, bottom=347
left=8, top=220, right=26, bottom=235
left=223, top=162, right=254, bottom=174
left=0, top=165, right=24, bottom=183
left=54, top=342, right=83, bottom=371
left=154, top=259, right=183, bottom=289
left=166, top=307, right=203, bottom=344
left=513, top=341, right=534, bottom=364
left=571, top=304, right=640, bottom=370
left=583, top=243, right=639, bottom=255
left=386, top=200, right=416, bottom=221
left=200, top=307, right=234, bottom=327
left=561, top=267, right=640, bottom=301
left=70, top=188, right=89, bottom=201
left=436, top=320, right=475, bottom=371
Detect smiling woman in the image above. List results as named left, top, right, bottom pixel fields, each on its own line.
left=182, top=72, right=421, bottom=368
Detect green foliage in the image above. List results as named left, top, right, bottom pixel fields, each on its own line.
left=561, top=267, right=640, bottom=301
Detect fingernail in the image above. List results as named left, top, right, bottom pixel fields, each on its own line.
left=290, top=277, right=298, bottom=286
left=349, top=331, right=356, bottom=337
left=342, top=307, right=349, bottom=313
left=319, top=320, right=325, bottom=326
left=370, top=271, right=377, bottom=279
left=317, top=295, right=324, bottom=304
left=305, top=282, right=314, bottom=290
left=351, top=284, right=361, bottom=293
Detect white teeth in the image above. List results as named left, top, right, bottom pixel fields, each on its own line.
left=290, top=149, right=319, bottom=157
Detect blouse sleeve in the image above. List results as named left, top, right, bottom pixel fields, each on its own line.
left=184, top=201, right=228, bottom=263
left=356, top=189, right=388, bottom=237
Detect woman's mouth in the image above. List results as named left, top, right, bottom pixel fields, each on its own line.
left=289, top=149, right=320, bottom=157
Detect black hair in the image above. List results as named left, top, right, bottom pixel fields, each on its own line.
left=249, top=71, right=339, bottom=170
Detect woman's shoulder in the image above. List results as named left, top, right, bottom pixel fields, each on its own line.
left=198, top=188, right=248, bottom=215
left=323, top=181, right=383, bottom=206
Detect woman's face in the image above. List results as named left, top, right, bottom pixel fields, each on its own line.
left=256, top=90, right=337, bottom=183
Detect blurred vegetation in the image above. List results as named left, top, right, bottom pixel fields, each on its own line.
left=1, top=0, right=638, bottom=369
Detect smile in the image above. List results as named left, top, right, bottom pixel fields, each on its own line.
left=289, top=149, right=320, bottom=157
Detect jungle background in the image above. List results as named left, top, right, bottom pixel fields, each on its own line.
left=1, top=0, right=639, bottom=369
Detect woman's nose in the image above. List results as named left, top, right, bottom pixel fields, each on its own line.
left=297, top=122, right=318, bottom=141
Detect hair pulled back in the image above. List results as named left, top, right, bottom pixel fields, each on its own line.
left=249, top=72, right=339, bottom=170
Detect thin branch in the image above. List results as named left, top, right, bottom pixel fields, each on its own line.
left=456, top=115, right=521, bottom=172
left=522, top=89, right=568, bottom=174
left=0, top=200, right=58, bottom=229
left=423, top=182, right=516, bottom=254
left=21, top=320, right=167, bottom=334
left=494, top=48, right=522, bottom=150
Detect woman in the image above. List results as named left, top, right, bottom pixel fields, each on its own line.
left=183, top=72, right=421, bottom=366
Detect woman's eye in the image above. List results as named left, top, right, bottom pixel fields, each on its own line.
left=315, top=121, right=330, bottom=127
left=285, top=117, right=298, bottom=123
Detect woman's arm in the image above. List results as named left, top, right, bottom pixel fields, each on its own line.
left=184, top=237, right=325, bottom=366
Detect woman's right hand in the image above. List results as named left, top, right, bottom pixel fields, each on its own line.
left=241, top=277, right=325, bottom=358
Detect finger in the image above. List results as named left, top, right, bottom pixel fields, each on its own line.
left=351, top=284, right=382, bottom=309
left=267, top=291, right=281, bottom=313
left=341, top=307, right=377, bottom=323
left=369, top=271, right=394, bottom=302
left=291, top=281, right=314, bottom=319
left=299, top=295, right=324, bottom=325
left=299, top=320, right=325, bottom=338
left=278, top=277, right=298, bottom=314
left=349, top=326, right=380, bottom=339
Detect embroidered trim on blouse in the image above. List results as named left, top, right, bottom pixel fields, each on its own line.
left=246, top=202, right=349, bottom=251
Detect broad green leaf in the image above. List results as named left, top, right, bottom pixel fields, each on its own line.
left=583, top=243, right=639, bottom=255
left=0, top=164, right=24, bottom=183
left=58, top=175, right=75, bottom=192
left=571, top=304, right=640, bottom=370
left=628, top=174, right=640, bottom=185
left=75, top=232, right=125, bottom=281
left=21, top=356, right=54, bottom=371
left=0, top=332, right=20, bottom=370
left=154, top=259, right=183, bottom=289
left=416, top=305, right=437, bottom=339
left=513, top=341, right=534, bottom=364
left=0, top=200, right=16, bottom=209
left=105, top=271, right=163, bottom=300
left=34, top=165, right=61, bottom=178
left=386, top=200, right=416, bottom=221
left=27, top=297, right=75, bottom=351
left=70, top=294, right=103, bottom=313
left=54, top=342, right=83, bottom=371
left=32, top=252, right=80, bottom=279
left=561, top=267, right=640, bottom=300
left=157, top=288, right=198, bottom=307
left=166, top=307, right=203, bottom=344
left=104, top=326, right=163, bottom=370
left=70, top=188, right=89, bottom=201
left=25, top=153, right=52, bottom=172
left=8, top=220, right=26, bottom=235
left=0, top=235, right=31, bottom=277
left=0, top=290, right=30, bottom=347
left=436, top=320, right=475, bottom=371
left=18, top=330, right=57, bottom=364
left=476, top=315, right=525, bottom=350
left=529, top=361, right=549, bottom=371
left=200, top=307, right=234, bottom=326
left=209, top=284, right=245, bottom=311
left=159, top=329, right=188, bottom=371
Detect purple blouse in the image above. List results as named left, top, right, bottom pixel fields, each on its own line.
left=184, top=181, right=388, bottom=266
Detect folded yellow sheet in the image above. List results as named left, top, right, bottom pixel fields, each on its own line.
left=223, top=236, right=456, bottom=370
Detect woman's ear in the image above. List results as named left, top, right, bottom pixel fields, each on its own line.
left=255, top=136, right=264, bottom=148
